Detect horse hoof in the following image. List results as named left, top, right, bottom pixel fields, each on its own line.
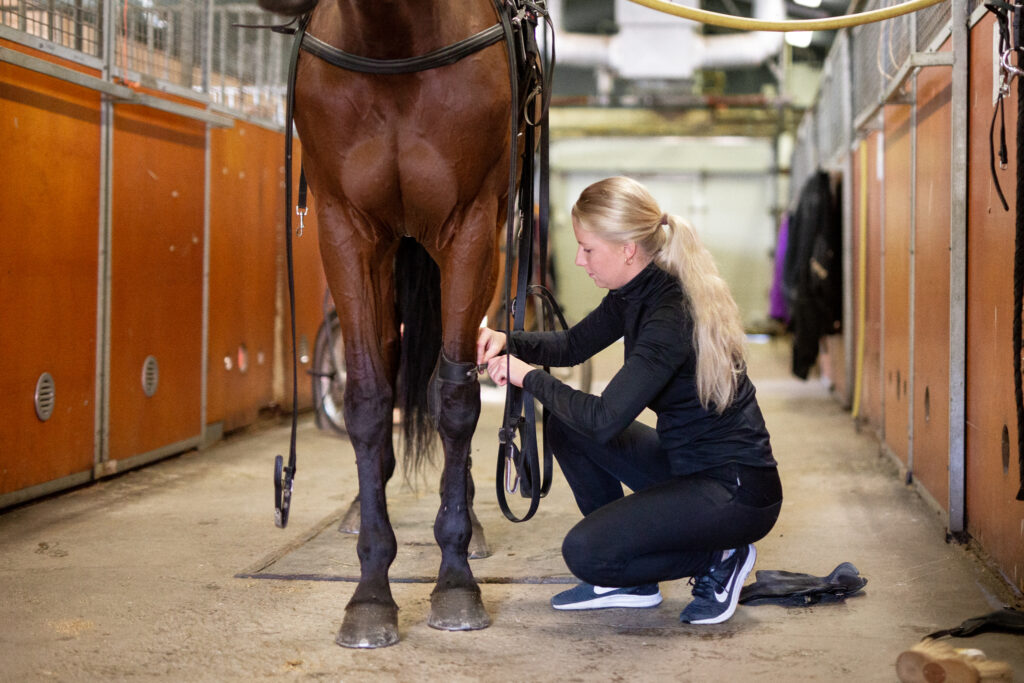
left=337, top=499, right=360, bottom=535
left=428, top=587, right=491, bottom=631
left=336, top=603, right=399, bottom=649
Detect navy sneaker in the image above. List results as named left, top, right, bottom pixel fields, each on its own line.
left=551, top=582, right=662, bottom=610
left=679, top=544, right=756, bottom=625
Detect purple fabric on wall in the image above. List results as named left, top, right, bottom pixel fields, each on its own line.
left=769, top=214, right=790, bottom=324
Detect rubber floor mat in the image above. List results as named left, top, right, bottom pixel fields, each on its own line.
left=238, top=481, right=577, bottom=584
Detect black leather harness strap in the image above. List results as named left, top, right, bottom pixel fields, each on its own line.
left=493, top=1, right=560, bottom=523
left=273, top=12, right=312, bottom=529
left=301, top=25, right=505, bottom=74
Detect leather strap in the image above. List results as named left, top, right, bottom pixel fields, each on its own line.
left=495, top=2, right=559, bottom=523
left=273, top=12, right=311, bottom=530
left=301, top=25, right=505, bottom=75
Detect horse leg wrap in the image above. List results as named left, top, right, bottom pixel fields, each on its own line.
left=428, top=351, right=479, bottom=429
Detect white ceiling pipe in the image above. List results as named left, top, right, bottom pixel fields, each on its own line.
left=557, top=32, right=615, bottom=67
left=697, top=0, right=785, bottom=70
left=550, top=0, right=784, bottom=79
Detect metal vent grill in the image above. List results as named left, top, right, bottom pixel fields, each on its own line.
left=35, top=372, right=56, bottom=421
left=1, top=0, right=102, bottom=58
left=816, top=34, right=850, bottom=168
left=887, top=9, right=913, bottom=76
left=917, top=0, right=951, bottom=50
left=142, top=355, right=159, bottom=397
left=851, top=18, right=884, bottom=124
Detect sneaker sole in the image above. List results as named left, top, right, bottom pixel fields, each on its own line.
left=552, top=593, right=663, bottom=611
left=686, top=545, right=757, bottom=625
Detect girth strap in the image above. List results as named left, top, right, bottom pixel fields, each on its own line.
left=301, top=25, right=505, bottom=75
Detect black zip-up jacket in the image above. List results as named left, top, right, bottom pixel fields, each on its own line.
left=515, top=262, right=776, bottom=476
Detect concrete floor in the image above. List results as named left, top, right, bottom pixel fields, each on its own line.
left=2, top=338, right=1022, bottom=681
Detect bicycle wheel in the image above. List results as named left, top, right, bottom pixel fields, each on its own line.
left=312, top=312, right=347, bottom=435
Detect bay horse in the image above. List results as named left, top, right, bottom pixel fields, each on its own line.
left=258, top=0, right=531, bottom=648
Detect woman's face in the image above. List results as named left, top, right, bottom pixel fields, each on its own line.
left=573, top=218, right=634, bottom=290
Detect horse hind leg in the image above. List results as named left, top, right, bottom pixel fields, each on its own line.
left=341, top=473, right=489, bottom=559
left=466, top=460, right=491, bottom=559
left=427, top=352, right=491, bottom=631
left=337, top=440, right=394, bottom=535
left=428, top=357, right=491, bottom=560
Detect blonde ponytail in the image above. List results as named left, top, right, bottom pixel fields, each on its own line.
left=655, top=215, right=747, bottom=412
left=572, top=177, right=746, bottom=413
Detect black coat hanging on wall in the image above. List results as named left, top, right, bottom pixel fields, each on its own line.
left=783, top=170, right=843, bottom=380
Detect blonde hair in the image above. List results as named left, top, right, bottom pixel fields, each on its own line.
left=571, top=176, right=747, bottom=412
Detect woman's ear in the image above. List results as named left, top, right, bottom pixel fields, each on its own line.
left=623, top=242, right=638, bottom=261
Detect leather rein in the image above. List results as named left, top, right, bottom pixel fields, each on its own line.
left=268, top=1, right=559, bottom=527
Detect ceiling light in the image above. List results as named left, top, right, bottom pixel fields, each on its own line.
left=793, top=0, right=822, bottom=7
left=785, top=31, right=814, bottom=48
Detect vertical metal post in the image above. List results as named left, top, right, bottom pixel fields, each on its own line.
left=94, top=0, right=116, bottom=474
left=47, top=0, right=55, bottom=42
left=907, top=72, right=917, bottom=482
left=75, top=0, right=84, bottom=52
left=181, top=0, right=194, bottom=88
left=878, top=121, right=887, bottom=444
left=200, top=0, right=213, bottom=445
left=948, top=0, right=969, bottom=536
left=842, top=31, right=856, bottom=407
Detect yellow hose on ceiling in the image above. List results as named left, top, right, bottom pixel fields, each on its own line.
left=626, top=0, right=947, bottom=32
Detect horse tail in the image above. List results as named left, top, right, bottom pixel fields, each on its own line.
left=395, top=237, right=441, bottom=477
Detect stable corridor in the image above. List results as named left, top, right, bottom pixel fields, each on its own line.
left=1, top=340, right=1021, bottom=681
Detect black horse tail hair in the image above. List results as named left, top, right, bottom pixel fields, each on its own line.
left=395, top=236, right=441, bottom=479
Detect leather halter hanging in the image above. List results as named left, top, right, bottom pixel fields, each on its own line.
left=270, top=1, right=558, bottom=527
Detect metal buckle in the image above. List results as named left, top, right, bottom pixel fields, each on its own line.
left=505, top=443, right=520, bottom=494
left=295, top=205, right=308, bottom=236
left=1001, top=49, right=1024, bottom=79
left=274, top=455, right=294, bottom=528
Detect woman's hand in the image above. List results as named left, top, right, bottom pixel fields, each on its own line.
left=486, top=354, right=533, bottom=388
left=476, top=327, right=508, bottom=365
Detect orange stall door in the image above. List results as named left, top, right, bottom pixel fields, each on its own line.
left=107, top=103, right=205, bottom=462
left=0, top=47, right=101, bottom=497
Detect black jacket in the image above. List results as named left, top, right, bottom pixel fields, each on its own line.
left=515, top=262, right=776, bottom=476
left=784, top=171, right=842, bottom=379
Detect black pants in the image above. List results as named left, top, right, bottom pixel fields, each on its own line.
left=548, top=415, right=783, bottom=588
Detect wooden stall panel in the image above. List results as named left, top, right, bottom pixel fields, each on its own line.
left=0, top=47, right=101, bottom=495
left=108, top=104, right=205, bottom=461
left=207, top=122, right=280, bottom=432
left=856, top=132, right=886, bottom=433
left=883, top=104, right=912, bottom=467
left=280, top=139, right=326, bottom=414
left=966, top=15, right=1024, bottom=593
left=911, top=46, right=952, bottom=511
